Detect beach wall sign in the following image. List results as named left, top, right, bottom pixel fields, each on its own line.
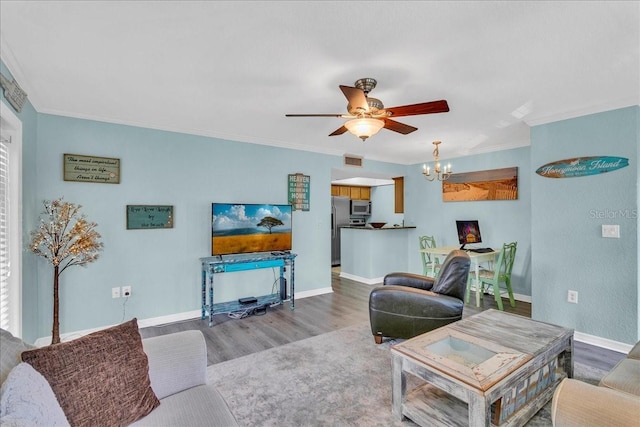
left=536, top=156, right=629, bottom=178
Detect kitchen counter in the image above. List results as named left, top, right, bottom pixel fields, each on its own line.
left=340, top=226, right=414, bottom=284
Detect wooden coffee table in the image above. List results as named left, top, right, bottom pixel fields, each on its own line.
left=390, top=310, right=573, bottom=427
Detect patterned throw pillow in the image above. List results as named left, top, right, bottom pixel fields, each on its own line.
left=21, top=319, right=159, bottom=427
left=0, top=362, right=70, bottom=426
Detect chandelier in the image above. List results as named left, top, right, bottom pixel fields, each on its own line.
left=422, top=141, right=452, bottom=181
left=344, top=118, right=385, bottom=141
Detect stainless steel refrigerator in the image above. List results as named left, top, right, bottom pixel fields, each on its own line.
left=331, top=196, right=350, bottom=266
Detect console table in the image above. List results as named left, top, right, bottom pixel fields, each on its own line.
left=200, top=252, right=297, bottom=326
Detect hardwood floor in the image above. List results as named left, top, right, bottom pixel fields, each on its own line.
left=139, top=270, right=625, bottom=370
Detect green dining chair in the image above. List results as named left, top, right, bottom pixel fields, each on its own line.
left=467, top=242, right=517, bottom=310
left=419, top=235, right=441, bottom=278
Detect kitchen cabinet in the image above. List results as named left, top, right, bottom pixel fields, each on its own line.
left=393, top=177, right=404, bottom=213
left=350, top=187, right=361, bottom=200
left=359, top=187, right=371, bottom=200
left=331, top=185, right=371, bottom=200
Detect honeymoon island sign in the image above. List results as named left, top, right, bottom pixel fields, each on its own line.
left=536, top=156, right=629, bottom=178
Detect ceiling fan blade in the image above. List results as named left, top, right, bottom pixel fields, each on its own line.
left=285, top=114, right=344, bottom=117
left=329, top=126, right=348, bottom=136
left=339, top=85, right=369, bottom=113
left=383, top=119, right=418, bottom=135
left=386, top=100, right=449, bottom=117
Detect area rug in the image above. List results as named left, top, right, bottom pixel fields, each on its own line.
left=208, top=322, right=606, bottom=427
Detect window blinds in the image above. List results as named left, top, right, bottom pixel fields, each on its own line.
left=0, top=136, right=10, bottom=330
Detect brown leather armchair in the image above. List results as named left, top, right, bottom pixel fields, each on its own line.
left=369, top=249, right=471, bottom=344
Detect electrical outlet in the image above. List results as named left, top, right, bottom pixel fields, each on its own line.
left=112, top=287, right=121, bottom=299
left=602, top=224, right=620, bottom=238
left=567, top=290, right=578, bottom=304
left=122, top=286, right=131, bottom=297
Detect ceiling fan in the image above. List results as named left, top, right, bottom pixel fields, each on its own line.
left=285, top=78, right=449, bottom=141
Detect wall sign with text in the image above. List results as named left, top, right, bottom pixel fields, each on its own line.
left=536, top=156, right=629, bottom=178
left=288, top=173, right=310, bottom=211
left=126, top=205, right=174, bottom=229
left=63, top=153, right=120, bottom=184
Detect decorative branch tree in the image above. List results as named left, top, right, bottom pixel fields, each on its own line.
left=29, top=198, right=103, bottom=344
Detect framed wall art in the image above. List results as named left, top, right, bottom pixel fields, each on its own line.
left=288, top=173, right=310, bottom=211
left=63, top=153, right=120, bottom=184
left=443, top=167, right=518, bottom=202
left=126, top=205, right=174, bottom=229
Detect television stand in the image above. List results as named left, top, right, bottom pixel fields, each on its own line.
left=200, top=252, right=297, bottom=326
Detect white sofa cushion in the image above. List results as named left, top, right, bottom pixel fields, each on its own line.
left=0, top=329, right=34, bottom=386
left=132, top=384, right=238, bottom=427
left=628, top=340, right=640, bottom=360
left=598, top=358, right=640, bottom=396
left=0, top=362, right=69, bottom=426
left=142, top=330, right=207, bottom=399
left=551, top=378, right=640, bottom=427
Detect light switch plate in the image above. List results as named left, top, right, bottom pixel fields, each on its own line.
left=602, top=224, right=620, bottom=238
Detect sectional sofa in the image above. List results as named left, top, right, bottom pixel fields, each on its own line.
left=551, top=339, right=640, bottom=426
left=0, top=321, right=238, bottom=426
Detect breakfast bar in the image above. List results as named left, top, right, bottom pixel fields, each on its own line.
left=340, top=226, right=416, bottom=284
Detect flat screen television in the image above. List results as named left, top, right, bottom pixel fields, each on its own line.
left=456, top=220, right=482, bottom=250
left=211, top=203, right=292, bottom=256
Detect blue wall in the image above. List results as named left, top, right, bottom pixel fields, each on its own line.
left=531, top=107, right=638, bottom=345
left=370, top=184, right=404, bottom=226
left=27, top=113, right=406, bottom=341
left=6, top=52, right=638, bottom=346
left=405, top=146, right=533, bottom=298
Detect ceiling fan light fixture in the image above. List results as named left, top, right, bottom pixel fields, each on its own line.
left=344, top=118, right=385, bottom=141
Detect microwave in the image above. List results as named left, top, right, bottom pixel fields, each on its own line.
left=351, top=200, right=372, bottom=216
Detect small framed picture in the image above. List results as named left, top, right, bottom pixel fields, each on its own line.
left=63, top=153, right=120, bottom=184
left=126, top=205, right=174, bottom=229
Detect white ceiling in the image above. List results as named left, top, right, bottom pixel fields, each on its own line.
left=1, top=1, right=638, bottom=174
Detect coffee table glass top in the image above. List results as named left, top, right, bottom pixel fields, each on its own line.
left=425, top=336, right=496, bottom=368
left=392, top=328, right=532, bottom=391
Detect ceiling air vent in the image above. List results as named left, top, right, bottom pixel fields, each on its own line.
left=343, top=155, right=363, bottom=168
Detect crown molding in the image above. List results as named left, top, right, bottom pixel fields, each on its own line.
left=0, top=34, right=39, bottom=111
left=525, top=98, right=639, bottom=127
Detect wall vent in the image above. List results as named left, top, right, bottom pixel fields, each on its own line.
left=343, top=155, right=363, bottom=167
